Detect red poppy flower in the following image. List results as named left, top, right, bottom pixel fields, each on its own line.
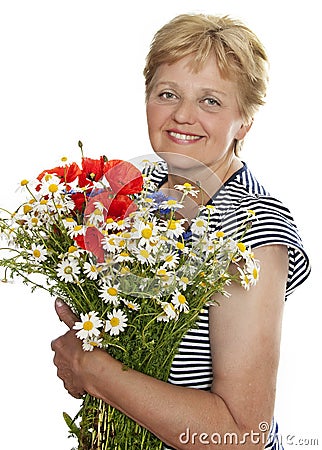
left=74, top=234, right=86, bottom=250
left=104, top=160, right=143, bottom=195
left=71, top=192, right=87, bottom=213
left=78, top=156, right=110, bottom=188
left=37, top=162, right=81, bottom=184
left=85, top=191, right=136, bottom=221
left=108, top=194, right=137, bottom=219
left=82, top=227, right=105, bottom=263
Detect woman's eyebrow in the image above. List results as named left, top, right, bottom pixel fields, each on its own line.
left=154, top=81, right=227, bottom=97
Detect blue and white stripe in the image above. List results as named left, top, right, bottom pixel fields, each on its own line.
left=146, top=161, right=310, bottom=450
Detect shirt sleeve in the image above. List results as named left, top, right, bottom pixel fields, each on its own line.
left=238, top=195, right=311, bottom=298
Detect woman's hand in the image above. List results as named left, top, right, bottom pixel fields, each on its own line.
left=51, top=299, right=87, bottom=399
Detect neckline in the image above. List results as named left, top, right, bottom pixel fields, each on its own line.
left=157, top=162, right=247, bottom=203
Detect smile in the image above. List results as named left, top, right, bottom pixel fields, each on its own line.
left=168, top=131, right=202, bottom=141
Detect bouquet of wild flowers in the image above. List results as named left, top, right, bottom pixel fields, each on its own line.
left=0, top=142, right=259, bottom=449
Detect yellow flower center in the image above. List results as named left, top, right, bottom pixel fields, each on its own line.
left=31, top=218, right=38, bottom=226
left=165, top=255, right=173, bottom=263
left=33, top=249, right=41, bottom=258
left=180, top=276, right=189, bottom=284
left=64, top=266, right=73, bottom=274
left=167, top=199, right=178, bottom=206
left=237, top=242, right=246, bottom=252
left=140, top=249, right=150, bottom=259
left=73, top=225, right=83, bottom=232
left=110, top=317, right=120, bottom=327
left=141, top=228, right=152, bottom=239
left=23, top=204, right=33, bottom=214
left=83, top=320, right=94, bottom=331
left=178, top=294, right=186, bottom=304
left=196, top=219, right=205, bottom=227
left=252, top=268, right=259, bottom=279
left=176, top=242, right=185, bottom=250
left=107, top=287, right=118, bottom=296
left=216, top=231, right=225, bottom=238
left=183, top=182, right=192, bottom=189
left=20, top=179, right=29, bottom=186
left=168, top=220, right=178, bottom=230
left=48, top=184, right=59, bottom=193
left=157, top=269, right=167, bottom=276
left=127, top=303, right=135, bottom=310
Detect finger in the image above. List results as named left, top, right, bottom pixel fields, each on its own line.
left=55, top=298, right=79, bottom=329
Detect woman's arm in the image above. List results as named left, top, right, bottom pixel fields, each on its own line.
left=51, top=244, right=288, bottom=450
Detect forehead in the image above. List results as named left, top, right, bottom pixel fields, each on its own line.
left=152, top=55, right=237, bottom=95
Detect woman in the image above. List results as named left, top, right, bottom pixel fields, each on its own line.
left=51, top=14, right=310, bottom=449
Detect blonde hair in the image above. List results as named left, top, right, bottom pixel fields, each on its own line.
left=144, top=14, right=269, bottom=151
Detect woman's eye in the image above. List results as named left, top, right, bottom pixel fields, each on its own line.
left=159, top=91, right=177, bottom=100
left=202, top=98, right=220, bottom=107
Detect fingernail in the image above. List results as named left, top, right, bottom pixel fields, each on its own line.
left=56, top=298, right=64, bottom=307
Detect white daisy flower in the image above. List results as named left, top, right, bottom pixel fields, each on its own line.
left=157, top=302, right=179, bottom=322
left=164, top=219, right=186, bottom=239
left=237, top=267, right=251, bottom=290
left=83, top=261, right=101, bottom=280
left=174, top=182, right=199, bottom=197
left=190, top=217, right=208, bottom=235
left=68, top=224, right=85, bottom=238
left=102, top=235, right=118, bottom=253
left=178, top=275, right=190, bottom=291
left=162, top=252, right=180, bottom=270
left=99, top=283, right=120, bottom=306
left=87, top=206, right=105, bottom=227
left=160, top=198, right=184, bottom=210
left=82, top=336, right=103, bottom=351
left=122, top=298, right=140, bottom=312
left=39, top=174, right=65, bottom=197
left=245, top=260, right=260, bottom=286
left=30, top=243, right=48, bottom=262
left=171, top=290, right=189, bottom=313
left=136, top=248, right=155, bottom=266
left=73, top=311, right=103, bottom=340
left=105, top=308, right=128, bottom=336
left=104, top=217, right=117, bottom=231
left=26, top=215, right=40, bottom=228
left=57, top=258, right=81, bottom=283
left=63, top=217, right=77, bottom=230
left=115, top=250, right=133, bottom=263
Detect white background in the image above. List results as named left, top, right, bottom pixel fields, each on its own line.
left=0, top=1, right=320, bottom=449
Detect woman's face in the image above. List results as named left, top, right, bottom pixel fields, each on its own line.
left=146, top=55, right=249, bottom=171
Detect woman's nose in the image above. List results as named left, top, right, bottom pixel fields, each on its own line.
left=172, top=99, right=197, bottom=125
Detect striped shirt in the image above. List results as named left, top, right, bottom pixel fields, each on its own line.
left=146, top=161, right=310, bottom=450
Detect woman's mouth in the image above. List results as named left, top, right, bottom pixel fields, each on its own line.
left=167, top=131, right=203, bottom=142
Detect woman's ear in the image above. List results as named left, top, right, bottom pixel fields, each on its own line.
left=235, top=120, right=253, bottom=141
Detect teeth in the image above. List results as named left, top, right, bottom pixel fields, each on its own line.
left=169, top=131, right=200, bottom=141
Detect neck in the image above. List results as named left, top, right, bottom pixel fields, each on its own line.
left=164, top=152, right=242, bottom=204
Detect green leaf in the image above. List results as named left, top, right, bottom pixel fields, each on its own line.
left=63, top=412, right=80, bottom=438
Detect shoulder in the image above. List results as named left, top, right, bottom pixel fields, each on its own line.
left=211, top=166, right=311, bottom=298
